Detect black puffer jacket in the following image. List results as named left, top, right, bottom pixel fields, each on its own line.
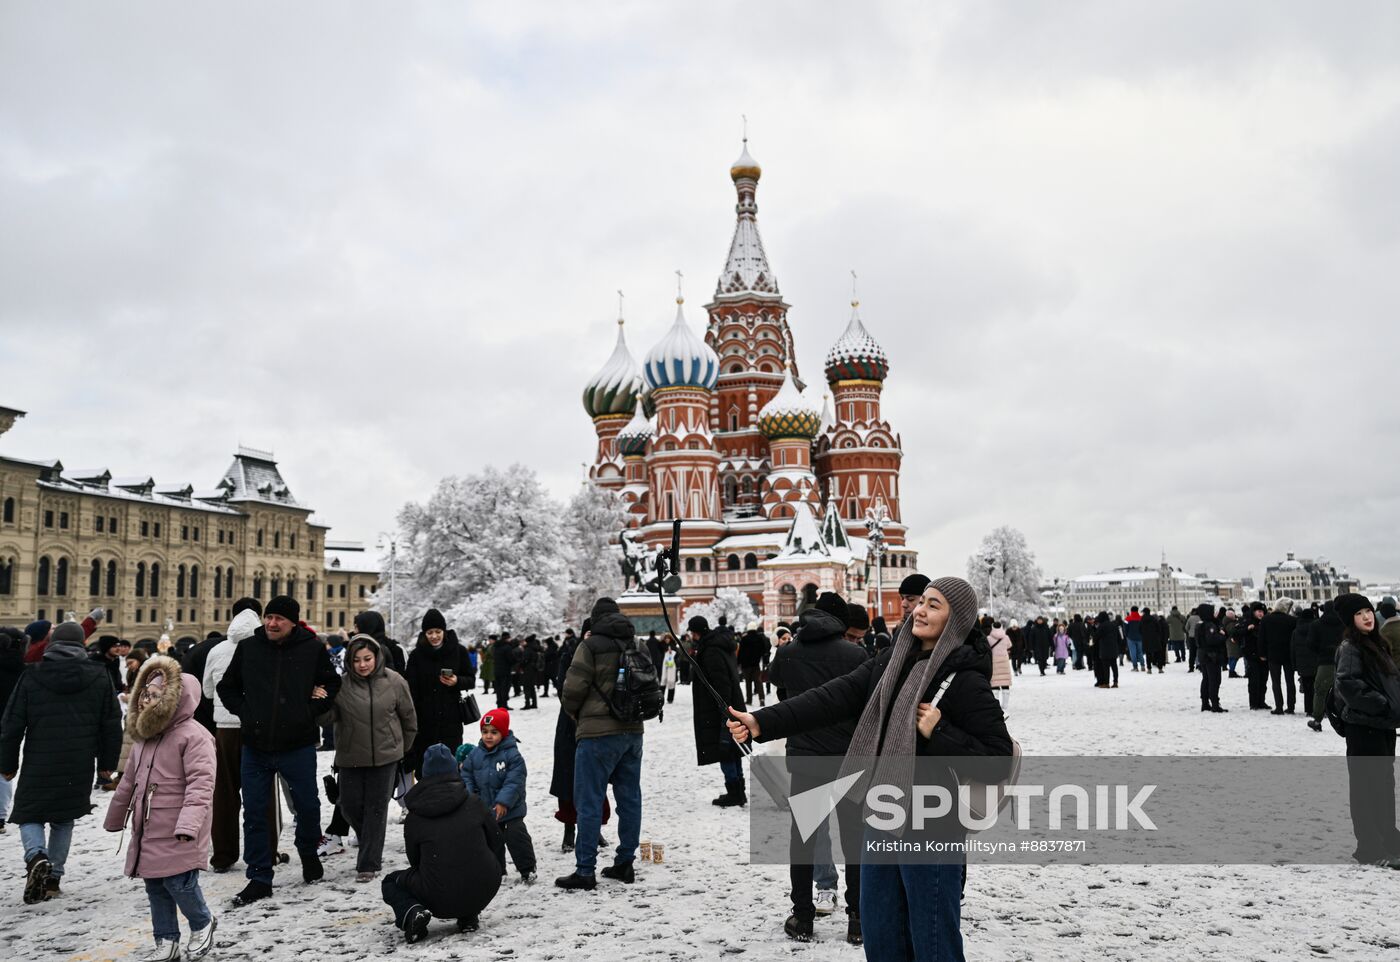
left=767, top=609, right=869, bottom=756
left=405, top=630, right=475, bottom=769
left=692, top=628, right=745, bottom=767
left=1308, top=608, right=1344, bottom=666
left=0, top=650, right=122, bottom=823
left=0, top=628, right=27, bottom=728
left=1291, top=610, right=1319, bottom=674
left=1334, top=640, right=1400, bottom=730
left=354, top=611, right=406, bottom=675
left=216, top=624, right=342, bottom=753
left=399, top=773, right=505, bottom=919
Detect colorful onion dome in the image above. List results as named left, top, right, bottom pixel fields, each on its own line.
left=824, top=300, right=888, bottom=382
left=582, top=318, right=643, bottom=418
left=758, top=365, right=822, bottom=440
left=730, top=139, right=761, bottom=181
left=643, top=298, right=720, bottom=392
left=615, top=394, right=653, bottom=457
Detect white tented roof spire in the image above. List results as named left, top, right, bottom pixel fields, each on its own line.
left=716, top=136, right=779, bottom=298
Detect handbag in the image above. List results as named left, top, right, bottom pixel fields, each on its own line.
left=458, top=691, right=482, bottom=725
left=931, top=672, right=1023, bottom=826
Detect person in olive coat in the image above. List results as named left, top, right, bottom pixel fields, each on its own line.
left=688, top=616, right=747, bottom=807
left=1, top=622, right=122, bottom=903
left=405, top=610, right=475, bottom=775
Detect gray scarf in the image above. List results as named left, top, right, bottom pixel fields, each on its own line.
left=839, top=576, right=980, bottom=830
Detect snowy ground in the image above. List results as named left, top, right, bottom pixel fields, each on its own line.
left=6, top=662, right=1395, bottom=962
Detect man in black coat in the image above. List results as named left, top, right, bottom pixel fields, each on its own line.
left=1260, top=599, right=1298, bottom=714
left=382, top=743, right=504, bottom=943
left=1, top=622, right=121, bottom=903
left=738, top=624, right=771, bottom=707
left=180, top=631, right=224, bottom=733
left=543, top=636, right=561, bottom=698
left=354, top=610, right=406, bottom=674
left=520, top=636, right=542, bottom=710
left=689, top=616, right=747, bottom=807
left=404, top=610, right=475, bottom=773
left=1195, top=604, right=1228, bottom=713
left=1140, top=609, right=1167, bottom=674
left=767, top=595, right=868, bottom=940
left=1068, top=614, right=1089, bottom=670
left=1028, top=616, right=1053, bottom=675
left=217, top=595, right=341, bottom=905
left=1238, top=603, right=1269, bottom=709
left=1306, top=603, right=1344, bottom=731
left=1291, top=607, right=1319, bottom=718
left=490, top=634, right=517, bottom=709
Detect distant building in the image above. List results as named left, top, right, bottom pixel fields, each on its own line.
left=322, top=541, right=384, bottom=633
left=1065, top=562, right=1211, bottom=617
left=1194, top=574, right=1249, bottom=603
left=1262, top=553, right=1359, bottom=605
left=0, top=406, right=376, bottom=643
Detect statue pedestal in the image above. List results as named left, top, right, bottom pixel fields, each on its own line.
left=616, top=591, right=685, bottom=639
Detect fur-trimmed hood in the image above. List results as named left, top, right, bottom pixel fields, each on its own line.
left=126, top=655, right=197, bottom=741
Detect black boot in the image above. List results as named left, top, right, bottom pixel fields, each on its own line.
left=562, top=823, right=575, bottom=852
left=23, top=854, right=51, bottom=905
left=554, top=872, right=597, bottom=891
left=457, top=915, right=479, bottom=933
left=232, top=880, right=273, bottom=907
left=847, top=914, right=863, bottom=945
left=404, top=905, right=432, bottom=944
left=712, top=778, right=747, bottom=807
left=301, top=850, right=324, bottom=883
left=784, top=915, right=814, bottom=942
left=600, top=861, right=635, bottom=884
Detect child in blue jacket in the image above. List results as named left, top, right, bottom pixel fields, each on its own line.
left=460, top=709, right=537, bottom=882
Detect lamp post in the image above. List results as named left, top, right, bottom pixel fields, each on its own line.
left=377, top=534, right=398, bottom=641
left=985, top=553, right=998, bottom=621
left=865, top=500, right=889, bottom=621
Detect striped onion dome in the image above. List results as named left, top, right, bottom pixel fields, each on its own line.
left=582, top=319, right=643, bottom=418
left=615, top=395, right=653, bottom=456
left=757, top=366, right=821, bottom=440
left=642, top=298, right=719, bottom=392
left=824, top=301, right=889, bottom=382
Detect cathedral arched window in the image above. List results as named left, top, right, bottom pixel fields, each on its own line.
left=727, top=554, right=740, bottom=571
left=55, top=557, right=69, bottom=596
left=106, top=560, right=117, bottom=596
left=135, top=562, right=146, bottom=597
left=685, top=558, right=696, bottom=573
left=90, top=559, right=101, bottom=596
left=724, top=478, right=738, bottom=504
left=150, top=562, right=161, bottom=597
left=700, top=558, right=712, bottom=572
left=741, top=477, right=754, bottom=497
left=37, top=556, right=50, bottom=596
left=214, top=566, right=223, bottom=599
left=190, top=565, right=200, bottom=599
left=744, top=553, right=758, bottom=570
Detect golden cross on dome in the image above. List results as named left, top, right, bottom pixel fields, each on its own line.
left=617, top=289, right=625, bottom=326
left=675, top=269, right=684, bottom=304
left=851, top=269, right=859, bottom=308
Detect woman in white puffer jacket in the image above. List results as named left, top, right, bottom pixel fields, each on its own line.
left=201, top=606, right=263, bottom=873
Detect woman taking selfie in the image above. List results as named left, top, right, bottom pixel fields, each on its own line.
left=405, top=609, right=475, bottom=775
left=727, top=577, right=1012, bottom=962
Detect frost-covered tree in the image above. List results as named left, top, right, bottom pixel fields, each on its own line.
left=965, top=525, right=1045, bottom=624
left=561, top=483, right=629, bottom=626
left=684, top=587, right=759, bottom=632
left=382, top=465, right=568, bottom=642
left=447, top=577, right=563, bottom=640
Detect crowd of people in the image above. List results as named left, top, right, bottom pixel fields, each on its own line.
left=0, top=572, right=1397, bottom=961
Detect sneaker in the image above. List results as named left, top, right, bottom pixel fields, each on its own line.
left=43, top=876, right=60, bottom=897
left=784, top=915, right=814, bottom=942
left=600, top=862, right=634, bottom=884
left=316, top=835, right=345, bottom=857
left=231, top=880, right=273, bottom=906
left=23, top=855, right=51, bottom=905
left=813, top=890, right=837, bottom=915
left=846, top=915, right=863, bottom=945
left=520, top=871, right=537, bottom=885
left=347, top=833, right=359, bottom=848
left=457, top=915, right=480, bottom=933
left=1308, top=719, right=1323, bottom=731
left=404, top=905, right=432, bottom=944
left=140, top=938, right=180, bottom=962
left=356, top=871, right=377, bottom=883
left=554, top=872, right=597, bottom=891
left=186, top=917, right=217, bottom=960
left=302, top=852, right=324, bottom=884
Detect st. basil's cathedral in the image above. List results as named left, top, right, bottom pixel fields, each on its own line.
left=581, top=141, right=916, bottom=631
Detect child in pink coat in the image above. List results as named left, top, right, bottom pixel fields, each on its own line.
left=105, top=656, right=218, bottom=962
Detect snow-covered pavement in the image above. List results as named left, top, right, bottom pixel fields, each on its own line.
left=6, top=663, right=1394, bottom=961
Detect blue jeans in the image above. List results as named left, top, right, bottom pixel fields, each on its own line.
left=573, top=733, right=642, bottom=876
left=719, top=756, right=743, bottom=783
left=145, top=870, right=211, bottom=942
left=0, top=775, right=13, bottom=821
left=241, top=744, right=320, bottom=883
left=1127, top=639, right=1144, bottom=667
left=861, top=857, right=964, bottom=962
left=812, top=819, right=837, bottom=891
left=19, top=821, right=74, bottom=877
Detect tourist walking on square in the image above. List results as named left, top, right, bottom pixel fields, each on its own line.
left=104, top=656, right=218, bottom=961
left=1, top=621, right=122, bottom=904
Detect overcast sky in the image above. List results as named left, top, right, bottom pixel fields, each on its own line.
left=2, top=1, right=1398, bottom=586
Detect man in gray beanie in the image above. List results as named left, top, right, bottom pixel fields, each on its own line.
left=1, top=621, right=121, bottom=904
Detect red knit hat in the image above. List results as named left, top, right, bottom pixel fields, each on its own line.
left=481, top=708, right=510, bottom=737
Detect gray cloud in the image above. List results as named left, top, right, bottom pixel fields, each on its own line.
left=2, top=1, right=1397, bottom=586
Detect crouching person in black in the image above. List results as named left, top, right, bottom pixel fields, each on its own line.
left=382, top=744, right=505, bottom=944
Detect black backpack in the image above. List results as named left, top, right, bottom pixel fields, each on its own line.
left=1324, top=683, right=1348, bottom=737
left=593, top=638, right=664, bottom=723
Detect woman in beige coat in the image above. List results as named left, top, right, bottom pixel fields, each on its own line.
left=321, top=635, right=417, bottom=882
left=987, top=621, right=1013, bottom=715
